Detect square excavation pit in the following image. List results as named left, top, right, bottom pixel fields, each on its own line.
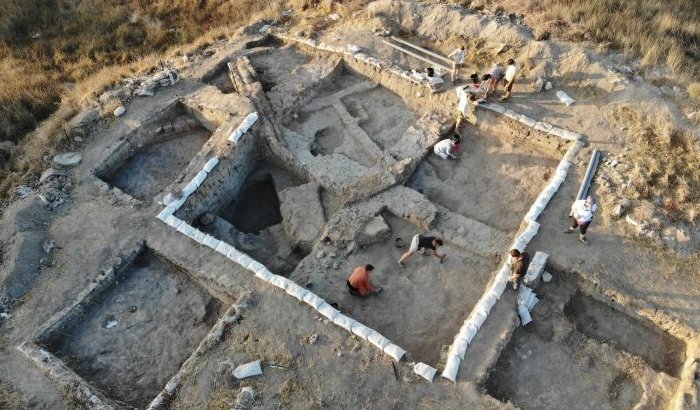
left=485, top=272, right=686, bottom=410
left=97, top=102, right=212, bottom=201
left=408, top=126, right=561, bottom=233
left=299, top=212, right=496, bottom=365
left=39, top=248, right=224, bottom=408
left=193, top=160, right=334, bottom=277
left=247, top=44, right=314, bottom=93
left=203, top=63, right=236, bottom=94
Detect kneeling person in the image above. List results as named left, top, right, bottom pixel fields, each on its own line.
left=434, top=134, right=461, bottom=159
left=347, top=264, right=382, bottom=297
left=397, top=235, right=445, bottom=268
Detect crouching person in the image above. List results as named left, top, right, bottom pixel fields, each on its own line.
left=347, top=264, right=382, bottom=297
left=434, top=134, right=461, bottom=159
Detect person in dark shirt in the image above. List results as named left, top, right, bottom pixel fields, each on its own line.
left=508, top=249, right=529, bottom=290
left=397, top=234, right=445, bottom=268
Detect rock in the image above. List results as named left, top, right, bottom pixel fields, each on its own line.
left=233, top=360, right=263, bottom=379
left=53, top=152, right=82, bottom=167
left=42, top=240, right=55, bottom=254
left=544, top=81, right=553, bottom=91
left=200, top=213, right=216, bottom=226
left=73, top=136, right=83, bottom=143
left=308, top=333, right=318, bottom=344
left=542, top=271, right=553, bottom=282
left=113, top=106, right=126, bottom=117
left=357, top=216, right=391, bottom=245
left=332, top=262, right=340, bottom=270
left=534, top=77, right=545, bottom=92
left=611, top=203, right=625, bottom=219
left=279, top=182, right=326, bottom=253
left=235, top=387, right=255, bottom=409
left=39, top=168, right=62, bottom=183
left=316, top=250, right=325, bottom=259
left=345, top=241, right=358, bottom=257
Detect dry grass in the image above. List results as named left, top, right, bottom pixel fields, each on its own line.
left=0, top=378, right=22, bottom=409
left=466, top=0, right=700, bottom=80
left=606, top=106, right=700, bottom=225
left=689, top=82, right=700, bottom=101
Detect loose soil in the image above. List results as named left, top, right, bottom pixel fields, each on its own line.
left=105, top=125, right=211, bottom=201
left=565, top=292, right=686, bottom=377
left=295, top=213, right=496, bottom=364
left=408, top=127, right=560, bottom=232
left=44, top=250, right=223, bottom=408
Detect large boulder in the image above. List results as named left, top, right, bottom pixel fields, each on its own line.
left=279, top=182, right=326, bottom=252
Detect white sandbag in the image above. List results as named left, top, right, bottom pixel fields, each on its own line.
left=332, top=314, right=356, bottom=332
left=286, top=282, right=308, bottom=301
left=247, top=260, right=265, bottom=273
left=534, top=121, right=553, bottom=133
left=526, top=294, right=539, bottom=310
left=367, top=330, right=391, bottom=351
left=203, top=157, right=219, bottom=173
left=157, top=204, right=177, bottom=221
left=351, top=322, right=373, bottom=340
left=518, top=115, right=536, bottom=128
left=383, top=343, right=407, bottom=362
left=165, top=215, right=183, bottom=229
left=177, top=222, right=196, bottom=237
left=548, top=126, right=568, bottom=139
left=504, top=109, right=521, bottom=121
left=481, top=293, right=498, bottom=312
left=182, top=180, right=199, bottom=199
left=442, top=354, right=461, bottom=382
left=347, top=44, right=361, bottom=53
left=556, top=160, right=571, bottom=174
left=489, top=279, right=507, bottom=299
left=316, top=302, right=340, bottom=321
left=254, top=267, right=274, bottom=282
left=214, top=241, right=233, bottom=257
left=269, top=275, right=292, bottom=291
left=226, top=247, right=241, bottom=261
left=518, top=305, right=532, bottom=326
left=413, top=362, right=437, bottom=382
left=556, top=90, right=576, bottom=107
left=524, top=205, right=543, bottom=224
left=191, top=229, right=206, bottom=243
left=497, top=264, right=511, bottom=281
left=532, top=251, right=549, bottom=266
left=458, top=322, right=478, bottom=344
left=302, top=292, right=324, bottom=310
left=510, top=237, right=527, bottom=252
left=520, top=221, right=540, bottom=243
left=470, top=310, right=488, bottom=330
left=192, top=170, right=208, bottom=187
left=451, top=337, right=469, bottom=360
left=482, top=102, right=506, bottom=114
left=234, top=253, right=255, bottom=269
left=114, top=106, right=126, bottom=117
left=202, top=235, right=220, bottom=249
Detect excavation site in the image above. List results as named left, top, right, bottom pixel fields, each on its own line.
left=1, top=2, right=699, bottom=409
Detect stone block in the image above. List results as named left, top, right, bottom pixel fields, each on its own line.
left=278, top=182, right=326, bottom=252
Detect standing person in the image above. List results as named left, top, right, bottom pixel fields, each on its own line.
left=500, top=59, right=518, bottom=101
left=508, top=249, right=529, bottom=290
left=564, top=196, right=598, bottom=244
left=487, top=62, right=505, bottom=96
left=434, top=134, right=461, bottom=160
left=347, top=264, right=382, bottom=297
left=448, top=46, right=467, bottom=82
left=397, top=234, right=445, bottom=268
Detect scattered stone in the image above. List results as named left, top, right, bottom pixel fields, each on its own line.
left=316, top=250, right=325, bottom=259
left=332, top=262, right=340, bottom=270
left=42, top=240, right=56, bottom=254
left=611, top=203, right=625, bottom=219
left=113, top=106, right=126, bottom=117
left=233, top=360, right=263, bottom=379
left=16, top=186, right=33, bottom=198
left=235, top=387, right=255, bottom=409
left=308, top=333, right=318, bottom=345
left=329, top=13, right=341, bottom=21
left=105, top=320, right=118, bottom=329
left=345, top=241, right=358, bottom=257
left=73, top=136, right=83, bottom=143
left=129, top=306, right=138, bottom=313
left=200, top=213, right=216, bottom=226
left=534, top=77, right=545, bottom=92
left=542, top=271, right=553, bottom=282
left=39, top=168, right=62, bottom=183
left=0, top=312, right=11, bottom=320
left=544, top=81, right=553, bottom=91
left=53, top=152, right=82, bottom=168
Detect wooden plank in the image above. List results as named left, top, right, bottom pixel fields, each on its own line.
left=390, top=36, right=453, bottom=65
left=381, top=39, right=451, bottom=71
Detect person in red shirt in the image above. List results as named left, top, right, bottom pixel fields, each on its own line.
left=347, top=264, right=382, bottom=297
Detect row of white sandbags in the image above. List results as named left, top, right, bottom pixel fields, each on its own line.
left=159, top=211, right=409, bottom=363
left=479, top=103, right=583, bottom=142
left=159, top=156, right=220, bottom=220
left=441, top=262, right=512, bottom=382
left=228, top=112, right=259, bottom=143
left=523, top=153, right=577, bottom=223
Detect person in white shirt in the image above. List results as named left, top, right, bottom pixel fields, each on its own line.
left=433, top=134, right=461, bottom=159
left=448, top=46, right=466, bottom=82
left=500, top=59, right=518, bottom=101
left=564, top=195, right=598, bottom=244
